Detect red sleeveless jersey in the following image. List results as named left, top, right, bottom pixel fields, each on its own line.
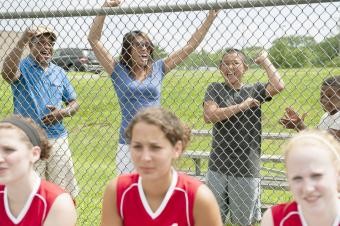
left=0, top=179, right=65, bottom=226
left=116, top=171, right=202, bottom=226
left=272, top=201, right=340, bottom=226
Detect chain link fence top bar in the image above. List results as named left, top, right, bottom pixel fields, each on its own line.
left=0, top=0, right=339, bottom=224
left=0, top=0, right=339, bottom=19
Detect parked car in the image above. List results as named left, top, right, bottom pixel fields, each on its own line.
left=51, top=48, right=103, bottom=73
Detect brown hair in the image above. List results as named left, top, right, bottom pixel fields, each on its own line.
left=119, top=30, right=154, bottom=77
left=0, top=115, right=51, bottom=160
left=125, top=107, right=191, bottom=152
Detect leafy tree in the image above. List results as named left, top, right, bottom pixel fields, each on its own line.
left=269, top=36, right=317, bottom=68
left=242, top=46, right=263, bottom=68
left=312, top=34, right=339, bottom=67
left=153, top=45, right=168, bottom=61
left=325, top=56, right=340, bottom=67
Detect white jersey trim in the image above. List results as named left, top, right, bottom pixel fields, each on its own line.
left=4, top=175, right=41, bottom=224
left=279, top=210, right=299, bottom=226
left=298, top=203, right=340, bottom=226
left=174, top=187, right=191, bottom=226
left=120, top=182, right=138, bottom=220
left=35, top=193, right=48, bottom=222
left=279, top=203, right=340, bottom=226
left=138, top=169, right=178, bottom=220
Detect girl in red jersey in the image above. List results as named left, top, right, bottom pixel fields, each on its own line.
left=100, top=107, right=222, bottom=226
left=261, top=129, right=340, bottom=226
left=0, top=115, right=76, bottom=226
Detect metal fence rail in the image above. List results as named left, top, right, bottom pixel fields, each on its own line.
left=192, top=129, right=292, bottom=139
left=0, top=0, right=338, bottom=18
left=0, top=0, right=339, bottom=225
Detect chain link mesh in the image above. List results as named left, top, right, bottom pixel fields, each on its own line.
left=0, top=1, right=339, bottom=225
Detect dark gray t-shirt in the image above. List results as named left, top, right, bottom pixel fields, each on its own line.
left=204, top=82, right=272, bottom=177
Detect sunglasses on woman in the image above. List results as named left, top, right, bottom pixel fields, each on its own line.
left=133, top=40, right=152, bottom=49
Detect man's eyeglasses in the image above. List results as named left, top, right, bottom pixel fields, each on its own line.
left=133, top=41, right=152, bottom=49
left=31, top=37, right=55, bottom=47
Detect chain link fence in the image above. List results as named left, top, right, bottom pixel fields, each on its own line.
left=0, top=0, right=339, bottom=225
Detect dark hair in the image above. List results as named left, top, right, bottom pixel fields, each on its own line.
left=0, top=115, right=51, bottom=160
left=119, top=30, right=154, bottom=76
left=322, top=76, right=340, bottom=92
left=125, top=107, right=191, bottom=152
left=220, top=48, right=247, bottom=66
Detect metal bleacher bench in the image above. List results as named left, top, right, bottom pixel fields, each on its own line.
left=181, top=130, right=291, bottom=191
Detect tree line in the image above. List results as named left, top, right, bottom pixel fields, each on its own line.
left=153, top=34, right=340, bottom=69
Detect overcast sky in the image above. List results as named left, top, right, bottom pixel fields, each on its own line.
left=0, top=0, right=339, bottom=55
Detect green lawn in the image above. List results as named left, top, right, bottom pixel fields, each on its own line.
left=1, top=67, right=339, bottom=225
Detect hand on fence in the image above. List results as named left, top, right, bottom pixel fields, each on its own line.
left=241, top=97, right=261, bottom=110
left=208, top=9, right=220, bottom=18
left=102, top=0, right=121, bottom=7
left=254, top=50, right=270, bottom=66
left=19, top=28, right=36, bottom=46
left=42, top=105, right=66, bottom=125
left=279, top=107, right=307, bottom=131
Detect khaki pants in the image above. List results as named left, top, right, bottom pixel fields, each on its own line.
left=34, top=137, right=79, bottom=198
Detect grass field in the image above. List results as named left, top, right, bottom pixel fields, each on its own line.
left=1, top=66, right=340, bottom=225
